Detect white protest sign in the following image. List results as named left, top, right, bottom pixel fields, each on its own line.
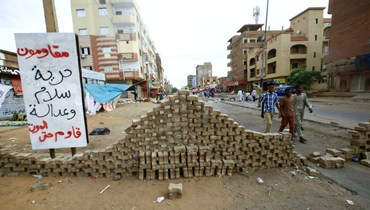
left=15, top=33, right=88, bottom=149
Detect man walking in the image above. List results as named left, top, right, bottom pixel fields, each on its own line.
left=261, top=82, right=279, bottom=133
left=278, top=88, right=295, bottom=141
left=294, top=85, right=313, bottom=143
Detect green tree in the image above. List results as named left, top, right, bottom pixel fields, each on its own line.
left=287, top=68, right=322, bottom=90
left=171, top=87, right=178, bottom=93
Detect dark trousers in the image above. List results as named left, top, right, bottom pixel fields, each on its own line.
left=279, top=115, right=295, bottom=136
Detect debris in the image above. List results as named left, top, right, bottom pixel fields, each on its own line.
left=257, top=177, right=264, bottom=185
left=89, top=127, right=110, bottom=135
left=305, top=167, right=320, bottom=177
left=346, top=200, right=354, bottom=205
left=99, top=185, right=110, bottom=194
left=32, top=174, right=43, bottom=179
left=31, top=181, right=50, bottom=192
left=154, top=196, right=164, bottom=203
left=291, top=171, right=297, bottom=177
left=91, top=175, right=97, bottom=180
left=113, top=174, right=122, bottom=181
left=32, top=200, right=35, bottom=204
left=168, top=183, right=183, bottom=199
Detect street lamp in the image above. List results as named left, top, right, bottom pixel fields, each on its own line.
left=260, top=0, right=269, bottom=87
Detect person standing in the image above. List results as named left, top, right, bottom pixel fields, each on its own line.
left=237, top=89, right=243, bottom=102
left=261, top=82, right=280, bottom=133
left=278, top=89, right=295, bottom=140
left=294, top=85, right=313, bottom=143
left=253, top=83, right=263, bottom=107
left=251, top=88, right=257, bottom=102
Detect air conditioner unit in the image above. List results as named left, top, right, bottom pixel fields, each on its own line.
left=81, top=54, right=87, bottom=59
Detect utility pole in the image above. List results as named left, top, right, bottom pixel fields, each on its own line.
left=260, top=0, right=269, bottom=87
left=42, top=0, right=77, bottom=158
left=43, top=0, right=59, bottom=32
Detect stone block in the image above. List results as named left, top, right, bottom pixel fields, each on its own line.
left=305, top=167, right=320, bottom=177
left=168, top=183, right=183, bottom=199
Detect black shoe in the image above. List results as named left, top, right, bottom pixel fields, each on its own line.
left=299, top=137, right=308, bottom=143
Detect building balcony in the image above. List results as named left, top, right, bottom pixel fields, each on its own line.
left=113, top=14, right=136, bottom=25
left=116, top=33, right=136, bottom=41
left=242, top=42, right=262, bottom=48
left=290, top=53, right=307, bottom=59
left=227, top=44, right=232, bottom=50
left=227, top=54, right=232, bottom=59
left=111, top=0, right=134, bottom=6
left=118, top=53, right=138, bottom=62
left=122, top=70, right=144, bottom=80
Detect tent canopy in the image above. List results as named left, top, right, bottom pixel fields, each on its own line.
left=84, top=83, right=132, bottom=104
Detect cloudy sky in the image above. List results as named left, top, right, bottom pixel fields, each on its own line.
left=0, top=0, right=329, bottom=88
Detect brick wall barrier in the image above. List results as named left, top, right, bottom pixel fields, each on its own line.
left=0, top=90, right=302, bottom=179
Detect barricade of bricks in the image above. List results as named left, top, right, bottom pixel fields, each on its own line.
left=0, top=90, right=299, bottom=179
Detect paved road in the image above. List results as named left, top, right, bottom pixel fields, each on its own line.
left=205, top=99, right=370, bottom=209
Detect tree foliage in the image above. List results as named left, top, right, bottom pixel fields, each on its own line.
left=171, top=87, right=178, bottom=93
left=287, top=68, right=322, bottom=90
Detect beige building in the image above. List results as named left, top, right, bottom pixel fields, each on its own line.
left=196, top=62, right=212, bottom=87
left=228, top=8, right=329, bottom=91
left=70, top=0, right=159, bottom=98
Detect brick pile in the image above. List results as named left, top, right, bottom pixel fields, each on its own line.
left=0, top=90, right=298, bottom=179
left=348, top=121, right=370, bottom=158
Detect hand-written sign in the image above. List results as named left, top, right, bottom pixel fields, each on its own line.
left=15, top=33, right=88, bottom=150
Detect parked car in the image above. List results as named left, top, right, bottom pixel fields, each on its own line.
left=275, top=85, right=296, bottom=99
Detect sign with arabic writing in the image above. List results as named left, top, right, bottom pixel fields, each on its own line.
left=15, top=33, right=88, bottom=149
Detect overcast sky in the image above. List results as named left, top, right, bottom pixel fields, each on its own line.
left=0, top=0, right=329, bottom=88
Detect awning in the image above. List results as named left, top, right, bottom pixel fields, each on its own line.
left=84, top=83, right=132, bottom=104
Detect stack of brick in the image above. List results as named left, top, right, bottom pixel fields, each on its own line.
left=348, top=122, right=370, bottom=158
left=0, top=90, right=298, bottom=179
left=359, top=152, right=370, bottom=167
left=319, top=156, right=345, bottom=168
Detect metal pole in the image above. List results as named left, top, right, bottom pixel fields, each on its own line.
left=146, top=63, right=150, bottom=98
left=260, top=0, right=269, bottom=87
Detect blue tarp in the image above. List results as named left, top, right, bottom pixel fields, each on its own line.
left=84, top=84, right=132, bottom=104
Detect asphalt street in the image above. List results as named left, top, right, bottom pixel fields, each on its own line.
left=204, top=98, right=370, bottom=208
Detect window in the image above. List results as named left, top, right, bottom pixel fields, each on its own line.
left=313, top=52, right=316, bottom=58
left=102, top=47, right=111, bottom=54
left=100, top=27, right=109, bottom=35
left=79, top=28, right=88, bottom=36
left=117, top=29, right=124, bottom=34
left=243, top=50, right=247, bottom=55
left=249, top=39, right=256, bottom=43
left=312, top=66, right=316, bottom=71
left=292, top=63, right=298, bottom=69
left=243, top=38, right=248, bottom=43
left=82, top=47, right=90, bottom=55
left=104, top=66, right=113, bottom=72
left=99, top=0, right=106, bottom=4
left=99, top=7, right=107, bottom=16
left=76, top=9, right=85, bottom=17
left=314, top=35, right=318, bottom=41
left=116, top=11, right=122, bottom=15
left=315, top=18, right=318, bottom=24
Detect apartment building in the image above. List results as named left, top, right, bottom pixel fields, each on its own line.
left=187, top=75, right=195, bottom=89
left=227, top=24, right=283, bottom=91
left=326, top=0, right=370, bottom=91
left=196, top=62, right=212, bottom=87
left=70, top=0, right=159, bottom=98
left=228, top=8, right=329, bottom=91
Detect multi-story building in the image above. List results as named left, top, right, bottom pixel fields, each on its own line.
left=228, top=8, right=329, bottom=91
left=196, top=62, right=212, bottom=87
left=187, top=75, right=195, bottom=89
left=70, top=0, right=159, bottom=98
left=227, top=24, right=283, bottom=91
left=326, top=0, right=370, bottom=91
